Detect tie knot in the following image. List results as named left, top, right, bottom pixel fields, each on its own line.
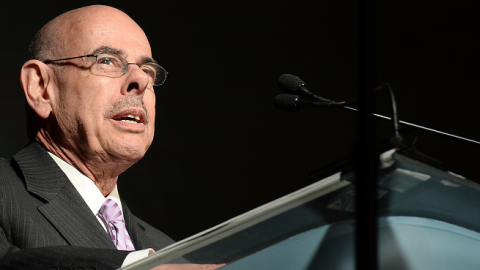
left=98, top=198, right=123, bottom=224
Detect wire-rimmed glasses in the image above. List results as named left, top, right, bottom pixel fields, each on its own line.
left=43, top=53, right=167, bottom=86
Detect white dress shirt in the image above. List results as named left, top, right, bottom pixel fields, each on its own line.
left=48, top=152, right=153, bottom=267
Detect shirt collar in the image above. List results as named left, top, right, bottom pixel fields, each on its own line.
left=47, top=152, right=123, bottom=215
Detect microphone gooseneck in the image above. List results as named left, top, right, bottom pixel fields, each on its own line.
left=381, top=83, right=401, bottom=142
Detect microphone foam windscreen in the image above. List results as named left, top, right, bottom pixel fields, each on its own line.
left=278, top=74, right=305, bottom=94
left=274, top=94, right=299, bottom=112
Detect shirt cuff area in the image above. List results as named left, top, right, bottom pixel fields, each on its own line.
left=121, top=248, right=155, bottom=267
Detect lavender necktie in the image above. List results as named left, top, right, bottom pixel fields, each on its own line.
left=98, top=198, right=135, bottom=251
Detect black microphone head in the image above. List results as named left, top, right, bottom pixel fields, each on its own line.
left=274, top=94, right=300, bottom=112
left=278, top=74, right=305, bottom=94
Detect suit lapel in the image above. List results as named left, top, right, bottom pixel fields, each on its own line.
left=122, top=201, right=150, bottom=250
left=14, top=142, right=116, bottom=249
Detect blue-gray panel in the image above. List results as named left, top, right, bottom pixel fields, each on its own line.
left=223, top=216, right=480, bottom=270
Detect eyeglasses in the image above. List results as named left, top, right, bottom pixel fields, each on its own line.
left=43, top=53, right=167, bottom=86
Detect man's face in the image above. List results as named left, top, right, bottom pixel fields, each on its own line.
left=51, top=10, right=156, bottom=165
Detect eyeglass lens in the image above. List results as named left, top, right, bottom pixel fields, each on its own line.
left=95, top=53, right=166, bottom=86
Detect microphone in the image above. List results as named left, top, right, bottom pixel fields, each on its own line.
left=274, top=94, right=344, bottom=112
left=278, top=74, right=332, bottom=102
left=275, top=75, right=480, bottom=147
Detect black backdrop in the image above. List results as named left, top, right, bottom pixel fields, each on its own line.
left=0, top=1, right=479, bottom=241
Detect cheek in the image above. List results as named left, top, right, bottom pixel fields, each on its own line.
left=59, top=75, right=104, bottom=116
left=145, top=92, right=156, bottom=123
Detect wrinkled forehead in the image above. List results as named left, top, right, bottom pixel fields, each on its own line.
left=58, top=7, right=152, bottom=61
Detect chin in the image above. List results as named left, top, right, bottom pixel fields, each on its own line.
left=109, top=140, right=150, bottom=163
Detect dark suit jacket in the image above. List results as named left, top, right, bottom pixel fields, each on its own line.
left=0, top=142, right=181, bottom=270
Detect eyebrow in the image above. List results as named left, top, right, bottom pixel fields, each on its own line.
left=92, top=46, right=125, bottom=56
left=140, top=55, right=157, bottom=65
left=91, top=46, right=158, bottom=65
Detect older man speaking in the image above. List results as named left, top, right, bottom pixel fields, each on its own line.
left=0, top=5, right=221, bottom=270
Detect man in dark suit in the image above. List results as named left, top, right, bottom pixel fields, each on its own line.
left=0, top=5, right=221, bottom=270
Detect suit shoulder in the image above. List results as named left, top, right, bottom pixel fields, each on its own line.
left=0, top=156, right=11, bottom=169
left=0, top=157, right=22, bottom=184
left=133, top=217, right=190, bottom=263
left=134, top=216, right=176, bottom=245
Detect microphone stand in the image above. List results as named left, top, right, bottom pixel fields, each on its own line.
left=339, top=106, right=480, bottom=147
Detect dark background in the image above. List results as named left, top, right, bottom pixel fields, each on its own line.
left=0, top=1, right=479, bottom=241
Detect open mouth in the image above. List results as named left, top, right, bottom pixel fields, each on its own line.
left=115, top=114, right=142, bottom=124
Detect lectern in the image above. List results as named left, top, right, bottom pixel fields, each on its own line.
left=122, top=149, right=480, bottom=270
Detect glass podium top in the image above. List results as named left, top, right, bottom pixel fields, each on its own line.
left=122, top=149, right=480, bottom=270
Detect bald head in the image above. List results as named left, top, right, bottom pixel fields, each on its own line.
left=28, top=5, right=150, bottom=61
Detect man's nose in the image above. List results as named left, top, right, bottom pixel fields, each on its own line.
left=121, top=63, right=150, bottom=95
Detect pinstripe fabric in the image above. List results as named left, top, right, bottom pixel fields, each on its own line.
left=0, top=142, right=183, bottom=270
left=16, top=143, right=117, bottom=249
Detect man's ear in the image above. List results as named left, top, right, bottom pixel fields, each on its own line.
left=20, top=60, right=55, bottom=119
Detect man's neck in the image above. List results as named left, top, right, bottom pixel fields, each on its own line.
left=36, top=136, right=124, bottom=196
